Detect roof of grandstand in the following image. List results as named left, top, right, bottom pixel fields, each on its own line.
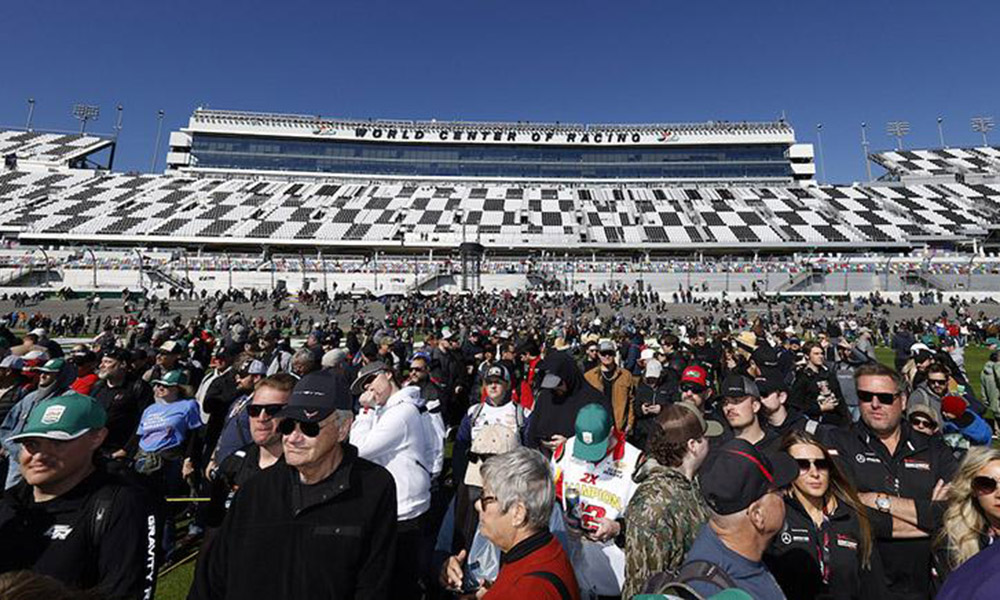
left=0, top=130, right=113, bottom=167
left=871, top=146, right=1000, bottom=178
left=188, top=108, right=797, bottom=138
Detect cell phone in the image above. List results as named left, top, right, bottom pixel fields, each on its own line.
left=459, top=560, right=480, bottom=594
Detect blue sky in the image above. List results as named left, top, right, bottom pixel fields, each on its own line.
left=2, top=0, right=996, bottom=182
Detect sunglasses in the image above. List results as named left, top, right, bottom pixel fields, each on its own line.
left=927, top=378, right=948, bottom=387
left=278, top=418, right=323, bottom=438
left=909, top=415, right=936, bottom=430
left=795, top=458, right=831, bottom=472
left=476, top=494, right=499, bottom=510
left=248, top=404, right=284, bottom=418
left=973, top=476, right=1000, bottom=495
left=857, top=390, right=898, bottom=405
left=599, top=351, right=616, bottom=357
left=680, top=383, right=707, bottom=394
left=409, top=366, right=425, bottom=373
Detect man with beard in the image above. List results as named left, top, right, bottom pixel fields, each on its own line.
left=208, top=359, right=268, bottom=471
left=2, top=358, right=76, bottom=490
left=90, top=348, right=154, bottom=459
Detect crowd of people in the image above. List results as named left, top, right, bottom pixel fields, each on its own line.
left=1, top=290, right=1000, bottom=599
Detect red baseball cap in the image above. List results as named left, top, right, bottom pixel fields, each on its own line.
left=680, top=365, right=709, bottom=389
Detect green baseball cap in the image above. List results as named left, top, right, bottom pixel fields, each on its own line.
left=8, top=392, right=107, bottom=442
left=152, top=370, right=187, bottom=387
left=36, top=358, right=65, bottom=373
left=573, top=403, right=613, bottom=462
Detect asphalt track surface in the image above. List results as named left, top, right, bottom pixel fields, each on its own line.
left=3, top=296, right=1000, bottom=335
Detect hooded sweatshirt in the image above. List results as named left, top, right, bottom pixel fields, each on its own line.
left=1, top=361, right=76, bottom=489
left=525, top=351, right=611, bottom=452
left=350, top=385, right=432, bottom=520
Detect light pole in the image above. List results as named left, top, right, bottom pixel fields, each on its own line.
left=25, top=98, right=35, bottom=131
left=972, top=116, right=995, bottom=146
left=72, top=104, right=100, bottom=134
left=886, top=121, right=910, bottom=150
left=936, top=117, right=946, bottom=148
left=150, top=109, right=165, bottom=173
left=84, top=247, right=98, bottom=289
left=815, top=124, right=826, bottom=184
left=132, top=248, right=144, bottom=292
left=860, top=122, right=873, bottom=182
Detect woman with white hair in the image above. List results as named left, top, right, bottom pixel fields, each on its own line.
left=466, top=447, right=579, bottom=599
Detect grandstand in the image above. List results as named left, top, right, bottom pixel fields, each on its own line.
left=0, top=108, right=997, bottom=257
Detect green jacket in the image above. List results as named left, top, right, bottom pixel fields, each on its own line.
left=623, top=460, right=708, bottom=599
left=981, top=360, right=1000, bottom=414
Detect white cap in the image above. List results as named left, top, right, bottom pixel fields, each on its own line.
left=645, top=359, right=663, bottom=379
left=29, top=328, right=47, bottom=338
left=640, top=348, right=655, bottom=361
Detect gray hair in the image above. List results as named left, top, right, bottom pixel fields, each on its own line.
left=480, top=447, right=554, bottom=530
left=292, top=348, right=317, bottom=368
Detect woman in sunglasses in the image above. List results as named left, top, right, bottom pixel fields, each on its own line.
left=765, top=431, right=887, bottom=600
left=936, top=447, right=1000, bottom=576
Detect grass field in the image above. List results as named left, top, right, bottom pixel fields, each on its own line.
left=151, top=345, right=995, bottom=599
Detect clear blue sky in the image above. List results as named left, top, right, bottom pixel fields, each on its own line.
left=2, top=0, right=996, bottom=182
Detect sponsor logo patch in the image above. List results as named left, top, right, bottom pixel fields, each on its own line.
left=41, top=405, right=66, bottom=425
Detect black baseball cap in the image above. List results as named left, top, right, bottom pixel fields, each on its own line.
left=755, top=374, right=788, bottom=397
left=351, top=360, right=390, bottom=395
left=751, top=346, right=779, bottom=369
left=721, top=374, right=760, bottom=398
left=484, top=363, right=511, bottom=383
left=700, top=439, right=798, bottom=515
left=278, top=370, right=353, bottom=423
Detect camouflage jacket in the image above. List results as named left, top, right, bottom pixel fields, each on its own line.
left=622, top=459, right=708, bottom=599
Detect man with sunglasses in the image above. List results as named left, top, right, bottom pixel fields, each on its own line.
left=824, top=363, right=958, bottom=600
left=211, top=374, right=295, bottom=518
left=190, top=370, right=397, bottom=600
left=584, top=340, right=636, bottom=435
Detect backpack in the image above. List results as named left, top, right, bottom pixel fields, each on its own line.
left=639, top=560, right=738, bottom=600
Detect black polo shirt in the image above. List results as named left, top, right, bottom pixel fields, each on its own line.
left=766, top=495, right=889, bottom=600
left=824, top=421, right=958, bottom=600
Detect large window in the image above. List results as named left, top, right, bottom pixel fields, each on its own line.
left=190, top=134, right=791, bottom=179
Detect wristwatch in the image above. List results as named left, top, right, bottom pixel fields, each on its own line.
left=875, top=495, right=891, bottom=513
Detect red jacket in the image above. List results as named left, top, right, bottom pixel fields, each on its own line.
left=484, top=531, right=579, bottom=600
left=518, top=357, right=541, bottom=411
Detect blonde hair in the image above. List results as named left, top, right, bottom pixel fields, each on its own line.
left=937, top=447, right=1000, bottom=569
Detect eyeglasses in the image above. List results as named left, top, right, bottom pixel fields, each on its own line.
left=278, top=418, right=323, bottom=438
left=927, top=378, right=948, bottom=387
left=857, top=390, right=898, bottom=405
left=909, top=415, right=936, bottom=430
left=680, top=383, right=707, bottom=394
left=248, top=404, right=284, bottom=418
left=972, top=476, right=1000, bottom=495
left=795, top=458, right=831, bottom=472
left=409, top=366, right=425, bottom=373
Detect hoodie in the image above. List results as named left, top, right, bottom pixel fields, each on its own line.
left=350, top=385, right=432, bottom=520
left=1, top=361, right=76, bottom=489
left=525, top=350, right=610, bottom=452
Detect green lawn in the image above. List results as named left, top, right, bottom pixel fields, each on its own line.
left=874, top=345, right=991, bottom=400
left=155, top=557, right=196, bottom=600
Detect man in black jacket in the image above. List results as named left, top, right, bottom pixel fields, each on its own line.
left=0, top=392, right=159, bottom=600
left=189, top=370, right=397, bottom=600
left=91, top=348, right=153, bottom=459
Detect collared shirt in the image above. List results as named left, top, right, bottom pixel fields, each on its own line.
left=682, top=524, right=786, bottom=600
